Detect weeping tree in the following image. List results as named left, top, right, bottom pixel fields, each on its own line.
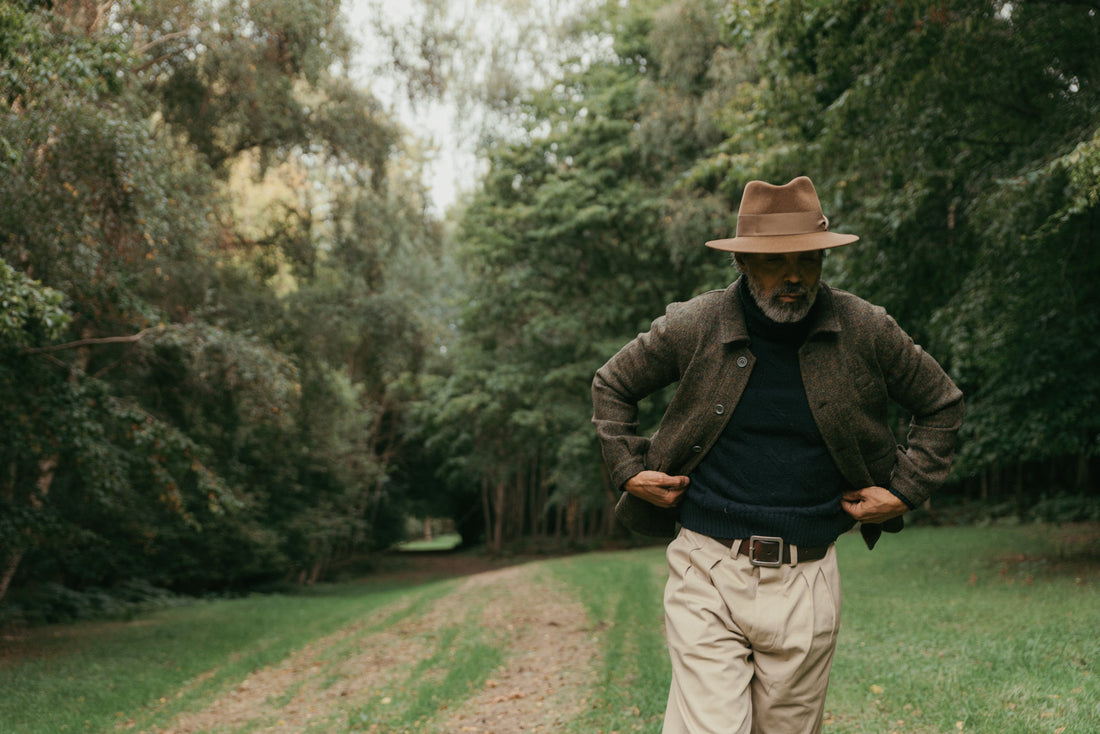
left=0, top=0, right=445, bottom=604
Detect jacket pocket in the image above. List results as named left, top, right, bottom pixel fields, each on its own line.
left=866, top=444, right=897, bottom=485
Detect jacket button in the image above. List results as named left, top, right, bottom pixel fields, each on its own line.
left=692, top=445, right=703, bottom=453
left=736, top=356, right=748, bottom=368
left=714, top=404, right=725, bottom=415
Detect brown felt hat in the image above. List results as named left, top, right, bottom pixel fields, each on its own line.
left=706, top=176, right=859, bottom=253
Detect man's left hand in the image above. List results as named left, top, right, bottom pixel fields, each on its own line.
left=841, top=486, right=908, bottom=523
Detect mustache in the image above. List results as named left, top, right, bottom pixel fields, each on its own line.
left=775, top=283, right=809, bottom=297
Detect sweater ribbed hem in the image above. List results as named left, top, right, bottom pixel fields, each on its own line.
left=679, top=496, right=854, bottom=548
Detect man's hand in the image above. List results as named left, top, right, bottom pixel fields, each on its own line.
left=841, top=486, right=908, bottom=523
left=624, top=470, right=689, bottom=509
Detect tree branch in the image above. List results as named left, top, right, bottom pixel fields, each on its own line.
left=132, top=30, right=201, bottom=74
left=21, top=327, right=159, bottom=355
left=134, top=29, right=197, bottom=56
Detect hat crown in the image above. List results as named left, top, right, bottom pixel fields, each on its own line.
left=737, top=176, right=822, bottom=217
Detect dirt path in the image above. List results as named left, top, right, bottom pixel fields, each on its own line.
left=134, top=560, right=597, bottom=733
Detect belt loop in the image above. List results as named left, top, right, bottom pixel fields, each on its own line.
left=731, top=538, right=743, bottom=560
left=790, top=544, right=799, bottom=567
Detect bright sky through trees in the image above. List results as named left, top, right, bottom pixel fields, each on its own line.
left=345, top=0, right=484, bottom=212
left=344, top=0, right=601, bottom=213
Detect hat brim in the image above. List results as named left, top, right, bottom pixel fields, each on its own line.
left=705, top=231, right=859, bottom=253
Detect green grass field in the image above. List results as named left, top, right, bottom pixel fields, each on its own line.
left=1, top=524, right=1098, bottom=733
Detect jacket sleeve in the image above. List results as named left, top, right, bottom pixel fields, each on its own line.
left=876, top=314, right=964, bottom=507
left=591, top=308, right=685, bottom=491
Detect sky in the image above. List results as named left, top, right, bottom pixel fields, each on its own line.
left=343, top=0, right=484, bottom=214
left=341, top=0, right=598, bottom=214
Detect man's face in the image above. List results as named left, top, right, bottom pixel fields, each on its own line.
left=737, top=250, right=824, bottom=323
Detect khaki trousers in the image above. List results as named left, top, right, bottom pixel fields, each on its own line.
left=662, top=528, right=842, bottom=734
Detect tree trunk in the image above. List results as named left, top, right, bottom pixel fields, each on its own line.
left=0, top=457, right=58, bottom=605
left=1014, top=462, right=1027, bottom=517
left=535, top=461, right=548, bottom=537
left=0, top=462, right=14, bottom=603
left=1076, top=454, right=1090, bottom=491
left=527, top=457, right=540, bottom=539
left=481, top=477, right=493, bottom=553
left=492, top=480, right=506, bottom=554
left=0, top=549, right=24, bottom=604
left=565, top=496, right=580, bottom=543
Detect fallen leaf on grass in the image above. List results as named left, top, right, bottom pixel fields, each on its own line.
left=491, top=691, right=527, bottom=703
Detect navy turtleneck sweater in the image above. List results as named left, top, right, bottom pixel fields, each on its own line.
left=678, top=282, right=854, bottom=547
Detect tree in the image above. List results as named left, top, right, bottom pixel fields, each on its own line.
left=424, top=0, right=735, bottom=548
left=439, top=0, right=1100, bottom=540
left=1, top=0, right=447, bottom=605
left=0, top=262, right=69, bottom=600
left=0, top=2, right=247, bottom=600
left=729, top=0, right=1100, bottom=496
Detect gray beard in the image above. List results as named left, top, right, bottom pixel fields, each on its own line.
left=744, top=273, right=820, bottom=324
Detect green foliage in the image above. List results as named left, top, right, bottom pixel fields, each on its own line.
left=0, top=261, right=68, bottom=346
left=0, top=578, right=185, bottom=627
left=935, top=134, right=1100, bottom=466
left=775, top=0, right=1100, bottom=471
left=0, top=0, right=444, bottom=602
left=143, top=0, right=379, bottom=172
left=429, top=0, right=1100, bottom=541
left=0, top=3, right=127, bottom=107
left=429, top=2, right=738, bottom=545
left=3, top=0, right=1098, bottom=604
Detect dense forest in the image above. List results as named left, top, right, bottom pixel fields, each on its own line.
left=2, top=0, right=1098, bottom=618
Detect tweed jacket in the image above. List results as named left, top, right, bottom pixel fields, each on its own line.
left=591, top=279, right=964, bottom=538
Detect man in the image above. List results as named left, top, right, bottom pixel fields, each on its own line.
left=591, top=176, right=963, bottom=734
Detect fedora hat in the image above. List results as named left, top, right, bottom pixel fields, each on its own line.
left=706, top=176, right=859, bottom=253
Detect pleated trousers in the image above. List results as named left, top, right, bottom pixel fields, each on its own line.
left=662, top=528, right=842, bottom=734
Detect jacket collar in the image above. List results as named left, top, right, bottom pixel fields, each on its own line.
left=719, top=277, right=842, bottom=344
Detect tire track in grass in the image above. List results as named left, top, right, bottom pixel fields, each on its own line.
left=432, top=566, right=598, bottom=734
left=134, top=563, right=596, bottom=733
left=127, top=582, right=455, bottom=733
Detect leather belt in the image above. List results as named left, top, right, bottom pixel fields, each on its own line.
left=712, top=535, right=829, bottom=566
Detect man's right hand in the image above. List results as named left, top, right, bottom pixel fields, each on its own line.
left=624, top=470, right=690, bottom=508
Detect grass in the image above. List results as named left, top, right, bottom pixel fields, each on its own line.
left=826, top=524, right=1100, bottom=733
left=1, top=524, right=1098, bottom=733
left=549, top=524, right=1100, bottom=734
left=0, top=577, right=452, bottom=733
left=347, top=621, right=505, bottom=732
left=550, top=550, right=670, bottom=733
left=394, top=533, right=464, bottom=552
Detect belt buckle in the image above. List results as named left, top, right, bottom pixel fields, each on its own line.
left=748, top=535, right=784, bottom=567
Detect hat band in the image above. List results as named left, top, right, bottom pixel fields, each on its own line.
left=737, top=211, right=829, bottom=237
